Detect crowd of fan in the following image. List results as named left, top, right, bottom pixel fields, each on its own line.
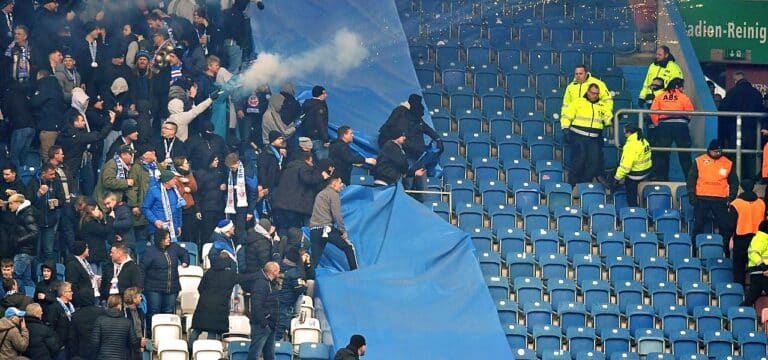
left=0, top=0, right=379, bottom=359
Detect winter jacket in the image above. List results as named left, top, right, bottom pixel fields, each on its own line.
left=378, top=102, right=439, bottom=160
left=373, top=141, right=411, bottom=185
left=272, top=159, right=325, bottom=216
left=175, top=171, right=198, bottom=210
left=167, top=97, right=213, bottom=141
left=561, top=73, right=613, bottom=115
left=54, top=64, right=82, bottom=103
left=141, top=184, right=183, bottom=236
left=2, top=87, right=35, bottom=130
left=277, top=261, right=306, bottom=307
left=257, top=147, right=283, bottom=191
left=222, top=168, right=258, bottom=214
left=43, top=298, right=72, bottom=352
left=106, top=203, right=136, bottom=248
left=334, top=347, right=360, bottom=360
left=23, top=315, right=61, bottom=360
left=194, top=73, right=217, bottom=124
left=78, top=218, right=112, bottom=264
left=250, top=270, right=279, bottom=328
left=153, top=136, right=188, bottom=163
left=0, top=294, right=33, bottom=318
left=279, top=86, right=302, bottom=126
left=30, top=75, right=67, bottom=131
left=208, top=232, right=239, bottom=270
left=13, top=200, right=39, bottom=255
left=194, top=164, right=226, bottom=213
left=126, top=161, right=160, bottom=226
left=141, top=243, right=189, bottom=294
left=25, top=173, right=65, bottom=228
left=68, top=304, right=106, bottom=359
left=639, top=58, right=684, bottom=100
left=34, top=261, right=60, bottom=306
left=93, top=158, right=133, bottom=206
left=329, top=139, right=366, bottom=186
left=0, top=317, right=28, bottom=358
left=243, top=230, right=273, bottom=274
left=99, top=259, right=142, bottom=300
left=65, top=255, right=96, bottom=308
left=90, top=308, right=140, bottom=360
left=186, top=133, right=228, bottom=171
left=262, top=94, right=296, bottom=144
left=56, top=119, right=113, bottom=173
left=191, top=260, right=258, bottom=332
left=301, top=98, right=329, bottom=142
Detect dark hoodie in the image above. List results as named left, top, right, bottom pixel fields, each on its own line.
left=194, top=153, right=227, bottom=212
left=34, top=261, right=60, bottom=306
left=29, top=75, right=67, bottom=131
left=279, top=83, right=302, bottom=126
left=378, top=94, right=439, bottom=159
left=301, top=97, right=329, bottom=142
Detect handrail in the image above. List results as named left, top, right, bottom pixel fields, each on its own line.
left=407, top=189, right=453, bottom=222
left=611, top=109, right=768, bottom=177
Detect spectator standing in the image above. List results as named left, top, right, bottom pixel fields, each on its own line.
left=103, top=192, right=136, bottom=258
left=193, top=55, right=221, bottom=127
left=90, top=294, right=140, bottom=360
left=23, top=302, right=61, bottom=360
left=727, top=179, right=765, bottom=285
left=248, top=261, right=280, bottom=360
left=141, top=229, right=188, bottom=335
left=610, top=124, right=652, bottom=207
left=719, top=71, right=765, bottom=178
left=334, top=334, right=367, bottom=360
left=186, top=120, right=227, bottom=171
left=687, top=140, right=739, bottom=248
left=64, top=241, right=99, bottom=307
left=30, top=68, right=66, bottom=164
left=224, top=153, right=256, bottom=244
left=78, top=203, right=112, bottom=275
left=44, top=281, right=74, bottom=358
left=122, top=287, right=147, bottom=360
left=742, top=220, right=768, bottom=306
left=8, top=194, right=38, bottom=289
left=262, top=94, right=296, bottom=145
left=0, top=165, right=24, bottom=256
left=67, top=291, right=105, bottom=358
left=561, top=65, right=613, bottom=115
left=208, top=219, right=239, bottom=271
left=243, top=218, right=280, bottom=274
left=275, top=247, right=307, bottom=340
left=560, top=83, right=613, bottom=185
left=33, top=261, right=59, bottom=306
left=142, top=169, right=183, bottom=241
left=54, top=53, right=82, bottom=104
left=329, top=126, right=376, bottom=186
left=195, top=154, right=226, bottom=243
left=236, top=85, right=270, bottom=151
left=127, top=145, right=161, bottom=255
left=0, top=279, right=32, bottom=314
left=309, top=177, right=358, bottom=271
left=302, top=85, right=330, bottom=160
left=271, top=153, right=330, bottom=234
left=94, top=145, right=135, bottom=207
left=99, top=243, right=141, bottom=301
left=0, top=307, right=28, bottom=358
left=173, top=156, right=199, bottom=243
left=167, top=81, right=216, bottom=142
left=105, top=122, right=139, bottom=161
left=4, top=82, right=35, bottom=169
left=649, top=78, right=694, bottom=180
left=26, top=164, right=65, bottom=262
left=374, top=131, right=425, bottom=186
left=638, top=45, right=683, bottom=107
left=154, top=120, right=188, bottom=164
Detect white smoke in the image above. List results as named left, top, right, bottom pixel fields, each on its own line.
left=240, top=28, right=369, bottom=89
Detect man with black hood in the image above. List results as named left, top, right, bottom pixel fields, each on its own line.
left=334, top=334, right=367, bottom=360
left=727, top=179, right=765, bottom=285
left=279, top=82, right=302, bottom=127
left=272, top=154, right=332, bottom=234
left=30, top=68, right=67, bottom=164
left=187, top=120, right=227, bottom=170
left=302, top=85, right=330, bottom=159
left=275, top=247, right=308, bottom=340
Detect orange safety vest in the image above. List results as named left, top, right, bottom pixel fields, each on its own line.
left=731, top=198, right=766, bottom=235
left=762, top=142, right=768, bottom=178
left=694, top=154, right=732, bottom=198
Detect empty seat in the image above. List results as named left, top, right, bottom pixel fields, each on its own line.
left=727, top=306, right=757, bottom=336
left=606, top=256, right=636, bottom=282
left=619, top=207, right=647, bottom=233
left=548, top=278, right=577, bottom=308
left=544, top=182, right=572, bottom=211
left=597, top=231, right=625, bottom=258
left=473, top=157, right=501, bottom=183
left=573, top=255, right=602, bottom=283
left=651, top=209, right=681, bottom=236
left=536, top=160, right=564, bottom=185
left=513, top=276, right=543, bottom=305
left=469, top=228, right=494, bottom=252
left=670, top=329, right=699, bottom=356
left=442, top=156, right=468, bottom=182
left=696, top=234, right=724, bottom=259
left=540, top=253, right=569, bottom=281
left=567, top=326, right=596, bottom=354
left=627, top=232, right=658, bottom=260
left=634, top=328, right=665, bottom=357
left=228, top=340, right=250, bottom=360
left=152, top=314, right=183, bottom=349
left=504, top=323, right=528, bottom=350
left=179, top=265, right=204, bottom=293
left=514, top=182, right=542, bottom=212
left=498, top=135, right=525, bottom=163
left=527, top=136, right=555, bottom=163
left=673, top=257, right=703, bottom=283
left=456, top=203, right=483, bottom=231
left=639, top=257, right=669, bottom=284
left=480, top=180, right=507, bottom=207
left=497, top=299, right=519, bottom=326
left=557, top=302, right=588, bottom=332
left=478, top=251, right=502, bottom=277
left=488, top=111, right=514, bottom=135
left=555, top=207, right=583, bottom=236
left=297, top=342, right=331, bottom=360
left=475, top=70, right=500, bottom=90
left=489, top=205, right=516, bottom=231
left=601, top=328, right=631, bottom=357
left=533, top=325, right=563, bottom=356
left=682, top=282, right=711, bottom=314
left=498, top=227, right=526, bottom=254
left=524, top=206, right=551, bottom=235
left=643, top=185, right=672, bottom=212
left=177, top=242, right=198, bottom=266
left=224, top=315, right=251, bottom=341
left=291, top=317, right=322, bottom=353
left=626, top=304, right=655, bottom=334
left=481, top=92, right=507, bottom=115
left=663, top=233, right=692, bottom=263
left=615, top=281, right=644, bottom=312
left=524, top=301, right=553, bottom=332
left=486, top=276, right=511, bottom=301
left=157, top=339, right=189, bottom=360
left=658, top=304, right=688, bottom=337
left=563, top=231, right=591, bottom=259
left=702, top=330, right=734, bottom=359
left=505, top=159, right=532, bottom=185
left=577, top=183, right=606, bottom=209
left=192, top=339, right=223, bottom=360
left=693, top=306, right=723, bottom=331
left=707, top=258, right=735, bottom=285
left=464, top=132, right=492, bottom=160
left=530, top=229, right=558, bottom=254
left=738, top=331, right=768, bottom=358
left=716, top=283, right=744, bottom=312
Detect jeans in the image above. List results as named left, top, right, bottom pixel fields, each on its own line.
left=145, top=291, right=178, bottom=337
left=248, top=324, right=275, bottom=360
left=38, top=225, right=58, bottom=263
left=310, top=228, right=358, bottom=272
left=275, top=303, right=295, bottom=341
left=224, top=42, right=243, bottom=72
left=13, top=253, right=34, bottom=288
left=10, top=127, right=35, bottom=168
left=311, top=140, right=329, bottom=160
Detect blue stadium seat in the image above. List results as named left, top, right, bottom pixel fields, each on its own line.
left=563, top=231, right=591, bottom=259
left=430, top=114, right=452, bottom=133
left=535, top=71, right=561, bottom=91
left=581, top=24, right=605, bottom=45
left=505, top=159, right=532, bottom=186
left=539, top=253, right=568, bottom=281
left=540, top=0, right=566, bottom=19
left=497, top=299, right=519, bottom=326
left=673, top=257, right=703, bottom=283
left=543, top=88, right=565, bottom=121
left=696, top=233, right=724, bottom=259
left=597, top=231, right=625, bottom=258
left=727, top=306, right=757, bottom=336
left=530, top=52, right=556, bottom=70
left=547, top=20, right=575, bottom=45
left=462, top=32, right=488, bottom=54
left=639, top=257, right=669, bottom=285
left=498, top=135, right=525, bottom=164
left=448, top=178, right=474, bottom=206
left=601, top=328, right=631, bottom=357
left=577, top=183, right=606, bottom=209
left=528, top=135, right=555, bottom=163
left=424, top=176, right=443, bottom=203
left=707, top=258, right=734, bottom=285
left=512, top=94, right=537, bottom=119
left=574, top=284, right=620, bottom=312
left=547, top=278, right=577, bottom=308
left=558, top=302, right=588, bottom=332
left=589, top=49, right=615, bottom=72
left=682, top=282, right=711, bottom=315
left=634, top=328, right=665, bottom=357
left=536, top=160, right=564, bottom=185
left=435, top=43, right=461, bottom=68
left=511, top=348, right=537, bottom=360
left=507, top=252, right=536, bottom=279
left=443, top=67, right=467, bottom=89
left=519, top=114, right=547, bottom=140
left=651, top=209, right=681, bottom=238
left=485, top=275, right=511, bottom=301
left=488, top=110, right=514, bottom=135
left=530, top=228, right=559, bottom=254
left=298, top=343, right=331, bottom=360
left=615, top=281, right=644, bottom=313
left=479, top=180, right=507, bottom=207
left=663, top=233, right=692, bottom=264
left=448, top=86, right=476, bottom=111
left=478, top=251, right=502, bottom=276
left=567, top=326, right=596, bottom=355
left=498, top=227, right=527, bottom=255
left=456, top=202, right=483, bottom=231
left=350, top=174, right=375, bottom=186
left=533, top=325, right=563, bottom=356
left=716, top=283, right=744, bottom=312
left=518, top=22, right=543, bottom=47
left=670, top=329, right=699, bottom=357
left=425, top=201, right=450, bottom=221
left=606, top=256, right=636, bottom=283
left=524, top=301, right=553, bottom=332
left=702, top=330, right=734, bottom=359
left=627, top=232, right=658, bottom=260
left=694, top=306, right=723, bottom=331
left=475, top=70, right=500, bottom=90
left=573, top=255, right=602, bottom=284
left=589, top=204, right=616, bottom=234
left=737, top=331, right=768, bottom=359
left=229, top=340, right=250, bottom=360
left=469, top=228, right=494, bottom=252
left=611, top=187, right=628, bottom=213
left=457, top=113, right=483, bottom=134
left=643, top=184, right=672, bottom=211
left=489, top=25, right=514, bottom=48
left=626, top=303, right=655, bottom=334
left=612, top=25, right=637, bottom=54
left=481, top=92, right=507, bottom=115
left=274, top=341, right=292, bottom=360
left=439, top=132, right=461, bottom=159
left=514, top=182, right=542, bottom=213
left=504, top=323, right=528, bottom=350
left=555, top=207, right=582, bottom=235
left=658, top=304, right=688, bottom=337
left=504, top=65, right=530, bottom=89
left=473, top=157, right=500, bottom=183
left=489, top=205, right=516, bottom=231
left=544, top=182, right=572, bottom=211
left=442, top=156, right=468, bottom=182
left=619, top=207, right=647, bottom=233
left=541, top=350, right=571, bottom=360
left=415, top=62, right=437, bottom=85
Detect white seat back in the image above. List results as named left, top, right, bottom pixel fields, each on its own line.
left=179, top=291, right=200, bottom=315
left=152, top=314, right=183, bottom=348
left=192, top=339, right=223, bottom=360
left=291, top=317, right=321, bottom=353
left=227, top=315, right=251, bottom=336
left=201, top=243, right=213, bottom=270
left=158, top=338, right=189, bottom=360
left=179, top=265, right=204, bottom=292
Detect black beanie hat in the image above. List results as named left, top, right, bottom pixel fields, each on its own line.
left=268, top=130, right=284, bottom=143
left=312, top=86, right=326, bottom=97
left=349, top=334, right=366, bottom=349
left=72, top=241, right=87, bottom=256
left=741, top=179, right=755, bottom=192
left=707, top=139, right=722, bottom=151
left=407, top=93, right=422, bottom=108
left=284, top=247, right=301, bottom=264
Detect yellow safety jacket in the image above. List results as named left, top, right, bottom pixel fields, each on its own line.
left=561, top=73, right=613, bottom=115
left=560, top=96, right=613, bottom=137
left=614, top=133, right=652, bottom=180
left=638, top=60, right=684, bottom=100
left=748, top=231, right=768, bottom=267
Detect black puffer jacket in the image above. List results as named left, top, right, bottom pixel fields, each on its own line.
left=271, top=159, right=325, bottom=216
left=243, top=229, right=272, bottom=274
left=250, top=270, right=279, bottom=328
left=13, top=200, right=39, bottom=255
left=2, top=87, right=35, bottom=130
left=69, top=304, right=107, bottom=359
left=34, top=261, right=60, bottom=305
left=373, top=141, right=411, bottom=185
left=56, top=120, right=113, bottom=173
left=194, top=161, right=226, bottom=213
left=78, top=218, right=112, bottom=264
left=140, top=242, right=189, bottom=294
left=23, top=315, right=61, bottom=360
left=90, top=308, right=140, bottom=360
left=191, top=258, right=258, bottom=332
left=30, top=76, right=67, bottom=132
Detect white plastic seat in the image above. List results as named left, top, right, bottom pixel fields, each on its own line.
left=179, top=291, right=200, bottom=315
left=296, top=295, right=314, bottom=319
left=222, top=315, right=250, bottom=342
left=291, top=314, right=321, bottom=353
left=201, top=243, right=213, bottom=270
left=157, top=338, right=189, bottom=360
left=152, top=314, right=183, bottom=349
left=178, top=265, right=204, bottom=293
left=192, top=339, right=223, bottom=360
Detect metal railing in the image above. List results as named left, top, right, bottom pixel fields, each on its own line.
left=612, top=109, right=768, bottom=177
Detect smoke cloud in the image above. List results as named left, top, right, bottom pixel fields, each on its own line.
left=240, top=28, right=369, bottom=89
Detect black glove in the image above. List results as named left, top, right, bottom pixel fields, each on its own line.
left=209, top=90, right=223, bottom=101
left=637, top=98, right=645, bottom=108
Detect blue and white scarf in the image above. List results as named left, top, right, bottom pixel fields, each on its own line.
left=160, top=184, right=179, bottom=242
left=114, top=153, right=131, bottom=180
left=269, top=145, right=283, bottom=170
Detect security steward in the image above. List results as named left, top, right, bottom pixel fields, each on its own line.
left=727, top=179, right=766, bottom=284
left=560, top=64, right=613, bottom=115
left=638, top=45, right=684, bottom=106
left=650, top=78, right=694, bottom=181
left=742, top=220, right=768, bottom=306
left=561, top=83, right=613, bottom=186
left=687, top=139, right=739, bottom=248
left=610, top=123, right=652, bottom=207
